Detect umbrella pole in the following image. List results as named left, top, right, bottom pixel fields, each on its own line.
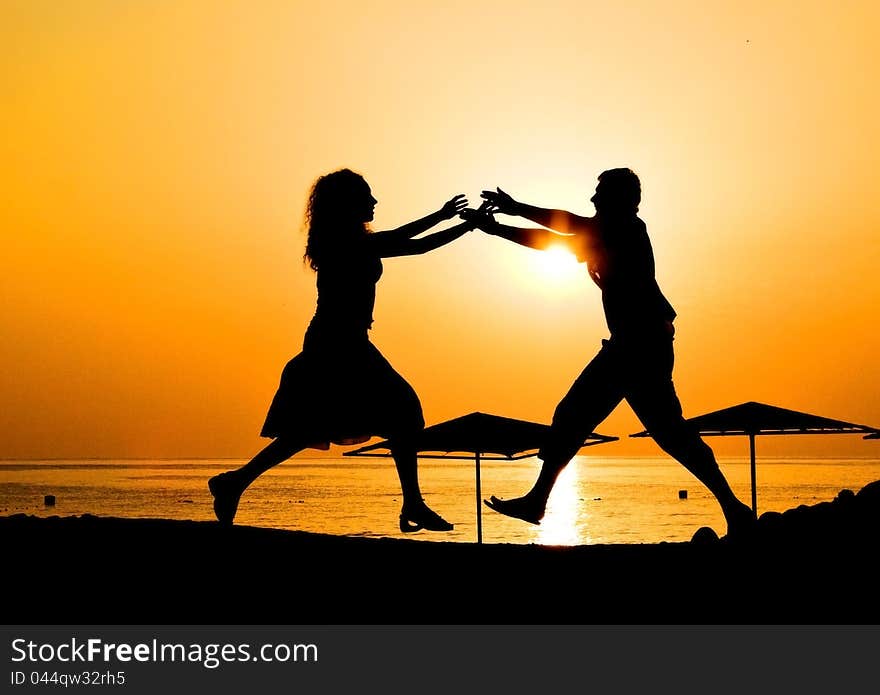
left=749, top=433, right=757, bottom=519
left=475, top=451, right=482, bottom=544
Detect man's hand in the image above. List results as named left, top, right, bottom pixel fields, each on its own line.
left=480, top=187, right=518, bottom=215
left=439, top=194, right=469, bottom=219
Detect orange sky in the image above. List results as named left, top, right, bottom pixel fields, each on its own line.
left=2, top=1, right=879, bottom=459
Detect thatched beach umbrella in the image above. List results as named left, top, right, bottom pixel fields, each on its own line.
left=630, top=401, right=878, bottom=517
left=345, top=411, right=617, bottom=542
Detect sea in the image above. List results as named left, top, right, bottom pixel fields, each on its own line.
left=1, top=457, right=878, bottom=545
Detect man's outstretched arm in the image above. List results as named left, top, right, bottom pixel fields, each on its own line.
left=484, top=222, right=577, bottom=252
left=481, top=188, right=594, bottom=236
left=461, top=208, right=581, bottom=254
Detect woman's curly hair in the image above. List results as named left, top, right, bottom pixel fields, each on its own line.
left=304, top=168, right=370, bottom=271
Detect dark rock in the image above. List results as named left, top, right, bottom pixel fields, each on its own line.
left=690, top=526, right=719, bottom=544
left=836, top=488, right=855, bottom=503
left=856, top=479, right=880, bottom=502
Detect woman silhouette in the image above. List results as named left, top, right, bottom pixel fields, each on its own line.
left=210, top=168, right=477, bottom=532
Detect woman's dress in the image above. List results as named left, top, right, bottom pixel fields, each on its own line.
left=260, top=238, right=424, bottom=448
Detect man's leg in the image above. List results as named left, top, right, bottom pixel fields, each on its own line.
left=625, top=353, right=754, bottom=535
left=487, top=342, right=624, bottom=524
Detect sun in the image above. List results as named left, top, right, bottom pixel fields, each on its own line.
left=531, top=243, right=582, bottom=283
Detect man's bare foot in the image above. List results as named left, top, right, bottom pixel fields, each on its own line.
left=724, top=500, right=757, bottom=539
left=484, top=495, right=544, bottom=525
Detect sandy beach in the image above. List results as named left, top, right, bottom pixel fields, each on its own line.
left=4, top=479, right=878, bottom=625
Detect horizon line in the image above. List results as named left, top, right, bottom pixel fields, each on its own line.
left=3, top=455, right=880, bottom=463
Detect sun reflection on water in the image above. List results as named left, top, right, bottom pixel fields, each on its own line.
left=533, top=464, right=587, bottom=546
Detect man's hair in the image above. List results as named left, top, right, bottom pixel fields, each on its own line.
left=598, top=168, right=641, bottom=213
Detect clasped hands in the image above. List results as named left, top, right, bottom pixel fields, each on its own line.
left=435, top=187, right=522, bottom=234
left=439, top=188, right=519, bottom=234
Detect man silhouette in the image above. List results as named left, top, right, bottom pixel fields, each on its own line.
left=475, top=168, right=754, bottom=536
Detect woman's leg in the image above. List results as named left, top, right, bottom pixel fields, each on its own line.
left=389, top=437, right=422, bottom=506
left=208, top=437, right=304, bottom=525
left=360, top=341, right=451, bottom=530
left=390, top=436, right=453, bottom=532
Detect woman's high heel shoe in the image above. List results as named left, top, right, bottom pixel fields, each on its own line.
left=399, top=503, right=454, bottom=533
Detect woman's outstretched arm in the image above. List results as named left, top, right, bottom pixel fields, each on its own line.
left=369, top=201, right=490, bottom=258
left=370, top=194, right=468, bottom=245
left=376, top=220, right=475, bottom=258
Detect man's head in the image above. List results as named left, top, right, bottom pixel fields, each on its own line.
left=591, top=168, right=641, bottom=216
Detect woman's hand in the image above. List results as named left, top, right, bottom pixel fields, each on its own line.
left=439, top=194, right=469, bottom=219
